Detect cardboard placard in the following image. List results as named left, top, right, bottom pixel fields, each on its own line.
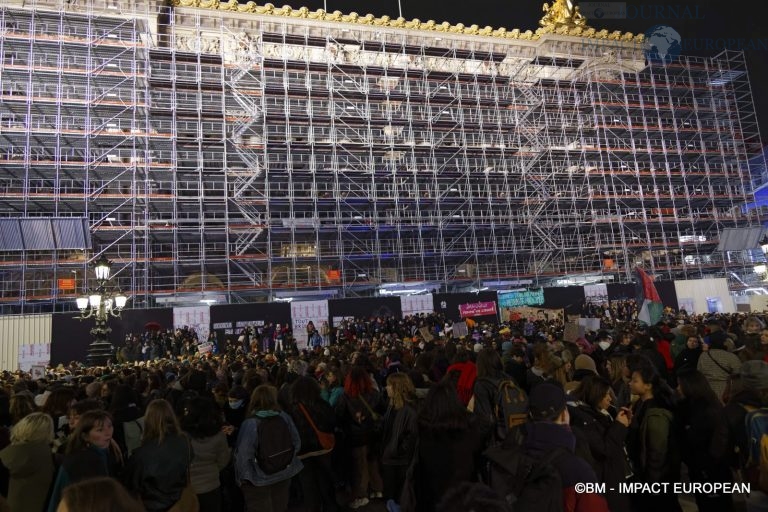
left=30, top=365, right=46, bottom=380
left=578, top=317, right=601, bottom=331
left=563, top=321, right=585, bottom=342
left=452, top=321, right=469, bottom=338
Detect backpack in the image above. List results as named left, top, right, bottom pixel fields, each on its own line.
left=494, top=379, right=529, bottom=443
left=745, top=407, right=768, bottom=492
left=256, top=415, right=295, bottom=474
left=123, top=417, right=145, bottom=456
left=484, top=444, right=566, bottom=512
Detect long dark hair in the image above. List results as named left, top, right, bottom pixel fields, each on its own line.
left=476, top=348, right=504, bottom=380
left=344, top=366, right=373, bottom=399
left=67, top=410, right=115, bottom=454
left=676, top=369, right=720, bottom=405
left=571, top=375, right=612, bottom=411
left=180, top=397, right=223, bottom=439
left=417, top=380, right=469, bottom=433
left=291, top=376, right=322, bottom=405
left=632, top=360, right=676, bottom=410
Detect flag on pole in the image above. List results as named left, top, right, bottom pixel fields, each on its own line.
left=635, top=267, right=663, bottom=326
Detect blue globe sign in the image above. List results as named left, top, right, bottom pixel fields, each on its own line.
left=643, top=25, right=682, bottom=65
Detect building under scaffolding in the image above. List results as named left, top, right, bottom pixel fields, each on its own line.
left=0, top=0, right=764, bottom=311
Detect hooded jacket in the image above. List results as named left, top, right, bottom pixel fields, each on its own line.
left=524, top=421, right=609, bottom=512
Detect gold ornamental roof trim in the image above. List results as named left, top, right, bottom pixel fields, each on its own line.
left=170, top=0, right=645, bottom=43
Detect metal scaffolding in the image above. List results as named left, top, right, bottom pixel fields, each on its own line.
left=0, top=0, right=764, bottom=312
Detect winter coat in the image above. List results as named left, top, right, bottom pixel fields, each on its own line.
left=47, top=445, right=123, bottom=512
left=288, top=399, right=336, bottom=458
left=0, top=441, right=55, bottom=512
left=126, top=433, right=191, bottom=512
left=412, top=415, right=487, bottom=512
left=380, top=403, right=418, bottom=466
left=568, top=403, right=631, bottom=512
left=524, top=421, right=610, bottom=512
left=471, top=376, right=503, bottom=427
left=697, top=349, right=741, bottom=402
left=628, top=399, right=679, bottom=483
left=189, top=432, right=230, bottom=494
left=676, top=397, right=731, bottom=483
left=724, top=389, right=763, bottom=469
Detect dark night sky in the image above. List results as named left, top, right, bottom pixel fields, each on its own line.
left=291, top=0, right=768, bottom=146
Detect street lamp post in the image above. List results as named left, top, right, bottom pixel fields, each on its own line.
left=75, top=256, right=128, bottom=366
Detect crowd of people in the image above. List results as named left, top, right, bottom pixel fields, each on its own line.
left=0, top=309, right=766, bottom=512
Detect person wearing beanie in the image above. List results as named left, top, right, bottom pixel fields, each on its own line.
left=524, top=383, right=609, bottom=512
left=564, top=355, right=598, bottom=394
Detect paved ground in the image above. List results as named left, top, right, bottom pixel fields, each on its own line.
left=328, top=487, right=747, bottom=511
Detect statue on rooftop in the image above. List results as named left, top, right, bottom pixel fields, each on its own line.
left=540, top=0, right=588, bottom=29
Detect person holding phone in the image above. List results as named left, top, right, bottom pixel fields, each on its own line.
left=568, top=375, right=633, bottom=512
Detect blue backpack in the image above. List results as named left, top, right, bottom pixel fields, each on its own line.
left=746, top=408, right=768, bottom=466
